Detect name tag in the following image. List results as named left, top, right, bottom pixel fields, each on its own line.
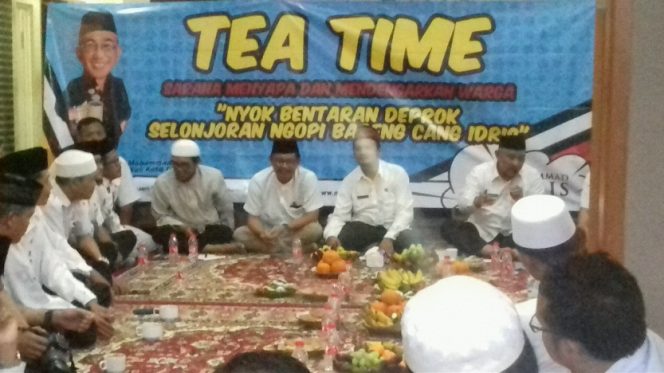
left=357, top=195, right=369, bottom=200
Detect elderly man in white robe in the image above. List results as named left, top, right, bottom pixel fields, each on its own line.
left=234, top=140, right=323, bottom=253
left=151, top=140, right=234, bottom=253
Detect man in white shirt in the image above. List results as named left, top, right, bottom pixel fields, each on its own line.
left=511, top=195, right=583, bottom=373
left=0, top=169, right=97, bottom=367
left=75, top=117, right=140, bottom=225
left=151, top=140, right=234, bottom=253
left=0, top=148, right=115, bottom=340
left=234, top=141, right=323, bottom=253
left=444, top=134, right=546, bottom=256
left=100, top=147, right=158, bottom=263
left=324, top=127, right=415, bottom=255
left=534, top=253, right=664, bottom=373
left=42, top=150, right=115, bottom=283
left=73, top=140, right=136, bottom=268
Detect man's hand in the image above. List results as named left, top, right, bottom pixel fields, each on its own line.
left=379, top=238, right=395, bottom=258
left=0, top=316, right=20, bottom=366
left=325, top=236, right=340, bottom=249
left=89, top=304, right=114, bottom=340
left=51, top=309, right=94, bottom=333
left=112, top=277, right=128, bottom=295
left=510, top=186, right=523, bottom=201
left=259, top=229, right=280, bottom=247
left=17, top=327, right=48, bottom=362
left=89, top=270, right=111, bottom=289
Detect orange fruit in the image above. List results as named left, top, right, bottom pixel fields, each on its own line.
left=330, top=259, right=347, bottom=274
left=380, top=290, right=403, bottom=306
left=322, top=250, right=341, bottom=265
left=386, top=304, right=404, bottom=317
left=381, top=349, right=397, bottom=362
left=453, top=261, right=470, bottom=274
left=371, top=301, right=388, bottom=314
left=316, top=261, right=331, bottom=275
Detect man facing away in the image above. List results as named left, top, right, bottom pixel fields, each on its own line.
left=534, top=253, right=664, bottom=373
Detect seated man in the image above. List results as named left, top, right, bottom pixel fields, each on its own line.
left=41, top=150, right=114, bottom=281
left=151, top=140, right=234, bottom=253
left=324, top=127, right=415, bottom=255
left=100, top=147, right=158, bottom=264
left=443, top=134, right=546, bottom=256
left=75, top=117, right=140, bottom=226
left=401, top=275, right=537, bottom=372
left=1, top=148, right=115, bottom=328
left=535, top=253, right=664, bottom=372
left=234, top=140, right=322, bottom=253
left=511, top=194, right=584, bottom=373
left=73, top=140, right=136, bottom=268
left=0, top=172, right=97, bottom=365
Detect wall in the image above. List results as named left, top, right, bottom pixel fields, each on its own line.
left=624, top=0, right=664, bottom=335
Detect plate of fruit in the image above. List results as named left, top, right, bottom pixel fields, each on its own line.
left=314, top=249, right=350, bottom=278
left=333, top=341, right=405, bottom=373
left=312, top=245, right=360, bottom=262
left=376, top=269, right=426, bottom=294
left=392, top=244, right=437, bottom=271
left=264, top=337, right=325, bottom=358
left=362, top=290, right=405, bottom=336
left=296, top=308, right=326, bottom=329
left=254, top=279, right=296, bottom=298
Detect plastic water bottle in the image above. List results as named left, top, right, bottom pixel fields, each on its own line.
left=291, top=238, right=303, bottom=264
left=338, top=264, right=352, bottom=297
left=168, top=233, right=179, bottom=264
left=321, top=323, right=340, bottom=371
left=188, top=234, right=199, bottom=263
left=137, top=245, right=148, bottom=266
left=292, top=339, right=309, bottom=365
left=441, top=255, right=454, bottom=278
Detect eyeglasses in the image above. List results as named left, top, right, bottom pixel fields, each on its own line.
left=529, top=314, right=554, bottom=334
left=79, top=41, right=117, bottom=54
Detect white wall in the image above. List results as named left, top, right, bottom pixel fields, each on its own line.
left=624, top=0, right=664, bottom=336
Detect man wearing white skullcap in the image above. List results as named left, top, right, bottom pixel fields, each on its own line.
left=151, top=140, right=234, bottom=253
left=41, top=150, right=115, bottom=277
left=511, top=194, right=584, bottom=373
left=401, top=276, right=537, bottom=373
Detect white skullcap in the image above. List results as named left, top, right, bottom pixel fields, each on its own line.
left=171, top=139, right=200, bottom=157
left=54, top=150, right=97, bottom=178
left=401, top=276, right=525, bottom=373
left=511, top=195, right=575, bottom=250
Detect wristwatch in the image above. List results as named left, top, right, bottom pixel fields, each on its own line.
left=43, top=309, right=55, bottom=331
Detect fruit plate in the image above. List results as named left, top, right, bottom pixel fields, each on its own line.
left=333, top=353, right=405, bottom=373
left=310, top=266, right=341, bottom=279
left=264, top=337, right=324, bottom=358
left=363, top=323, right=402, bottom=337
left=254, top=287, right=296, bottom=298
left=296, top=309, right=325, bottom=329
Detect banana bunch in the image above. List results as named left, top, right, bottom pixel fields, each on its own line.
left=363, top=308, right=395, bottom=328
left=377, top=269, right=424, bottom=292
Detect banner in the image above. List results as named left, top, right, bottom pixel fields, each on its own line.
left=44, top=0, right=594, bottom=209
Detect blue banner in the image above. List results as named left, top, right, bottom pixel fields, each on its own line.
left=44, top=0, right=594, bottom=209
